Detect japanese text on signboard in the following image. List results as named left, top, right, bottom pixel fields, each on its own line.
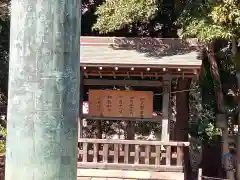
left=88, top=90, right=153, bottom=118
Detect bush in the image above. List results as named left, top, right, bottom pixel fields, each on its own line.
left=0, top=125, right=6, bottom=153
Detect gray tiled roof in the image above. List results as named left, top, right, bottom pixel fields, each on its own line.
left=80, top=36, right=202, bottom=68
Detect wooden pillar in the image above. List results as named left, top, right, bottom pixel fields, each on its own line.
left=161, top=74, right=172, bottom=141
left=78, top=70, right=84, bottom=139
left=175, top=77, right=192, bottom=179
left=174, top=78, right=191, bottom=141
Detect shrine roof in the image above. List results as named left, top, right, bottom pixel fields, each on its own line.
left=80, top=36, right=202, bottom=69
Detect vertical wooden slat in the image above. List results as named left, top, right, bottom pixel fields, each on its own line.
left=77, top=145, right=81, bottom=161
left=145, top=145, right=150, bottom=164
left=155, top=145, right=161, bottom=165
left=177, top=146, right=183, bottom=166
left=134, top=145, right=140, bottom=164
left=198, top=168, right=202, bottom=180
left=79, top=118, right=83, bottom=138
left=79, top=71, right=84, bottom=138
left=114, top=144, right=119, bottom=163
left=103, top=144, right=108, bottom=163
left=124, top=144, right=129, bottom=164
left=78, top=118, right=80, bottom=140
left=166, top=146, right=171, bottom=165
left=93, top=143, right=98, bottom=163
left=83, top=142, right=88, bottom=162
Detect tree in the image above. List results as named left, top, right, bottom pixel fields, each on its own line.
left=92, top=0, right=158, bottom=34
left=177, top=0, right=240, bottom=179
left=91, top=0, right=181, bottom=37
left=0, top=0, right=9, bottom=119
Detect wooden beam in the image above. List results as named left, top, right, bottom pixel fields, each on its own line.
left=84, top=79, right=163, bottom=87
left=78, top=138, right=190, bottom=146
left=77, top=162, right=183, bottom=172
left=161, top=74, right=172, bottom=141
left=81, top=115, right=162, bottom=122
left=77, top=168, right=185, bottom=180
left=84, top=72, right=196, bottom=78
left=80, top=63, right=201, bottom=69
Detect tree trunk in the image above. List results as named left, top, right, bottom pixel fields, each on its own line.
left=200, top=53, right=223, bottom=178
left=174, top=77, right=192, bottom=179
left=236, top=73, right=240, bottom=180
left=231, top=37, right=240, bottom=180
left=206, top=43, right=234, bottom=179
left=201, top=139, right=223, bottom=177
left=205, top=43, right=224, bottom=110
left=126, top=121, right=135, bottom=140
left=5, top=1, right=80, bottom=179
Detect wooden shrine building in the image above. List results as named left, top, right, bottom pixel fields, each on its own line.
left=77, top=36, right=202, bottom=180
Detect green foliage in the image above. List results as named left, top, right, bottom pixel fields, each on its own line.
left=177, top=0, right=240, bottom=42
left=189, top=82, right=221, bottom=141
left=211, top=0, right=240, bottom=28
left=93, top=0, right=158, bottom=34
left=0, top=125, right=6, bottom=153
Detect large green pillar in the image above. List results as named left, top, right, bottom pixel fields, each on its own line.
left=5, top=0, right=80, bottom=179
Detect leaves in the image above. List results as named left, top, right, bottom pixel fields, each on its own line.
left=178, top=19, right=231, bottom=42
left=211, top=0, right=240, bottom=24
left=0, top=0, right=10, bottom=20
left=177, top=0, right=240, bottom=42
left=93, top=0, right=159, bottom=34
left=0, top=125, right=6, bottom=153
left=189, top=82, right=221, bottom=141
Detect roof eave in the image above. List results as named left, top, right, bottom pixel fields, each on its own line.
left=80, top=63, right=201, bottom=69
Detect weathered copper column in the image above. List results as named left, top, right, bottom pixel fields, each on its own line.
left=5, top=0, right=80, bottom=179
